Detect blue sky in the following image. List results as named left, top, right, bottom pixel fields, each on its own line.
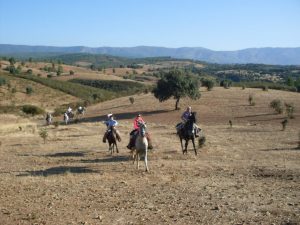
left=0, top=0, right=299, bottom=50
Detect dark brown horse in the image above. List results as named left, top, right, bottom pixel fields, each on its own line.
left=177, top=112, right=198, bottom=155
left=106, top=127, right=121, bottom=155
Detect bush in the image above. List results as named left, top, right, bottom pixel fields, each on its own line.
left=26, top=86, right=33, bottom=95
left=248, top=94, right=255, bottom=106
left=39, top=128, right=48, bottom=143
left=285, top=103, right=295, bottom=119
left=26, top=69, right=33, bottom=74
left=53, top=121, right=59, bottom=128
left=262, top=85, right=268, bottom=91
left=201, top=79, right=214, bottom=91
left=129, top=97, right=134, bottom=104
left=22, top=105, right=44, bottom=116
left=0, top=77, right=6, bottom=86
left=11, top=87, right=17, bottom=93
left=281, top=119, right=288, bottom=131
left=69, top=70, right=74, bottom=75
left=270, top=99, right=283, bottom=114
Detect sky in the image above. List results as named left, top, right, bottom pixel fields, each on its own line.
left=0, top=0, right=299, bottom=50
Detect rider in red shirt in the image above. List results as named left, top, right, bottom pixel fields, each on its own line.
left=127, top=114, right=152, bottom=150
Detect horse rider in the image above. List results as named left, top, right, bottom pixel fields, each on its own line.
left=66, top=106, right=73, bottom=117
left=127, top=114, right=153, bottom=150
left=103, top=113, right=121, bottom=143
left=46, top=112, right=52, bottom=125
left=177, top=106, right=200, bottom=137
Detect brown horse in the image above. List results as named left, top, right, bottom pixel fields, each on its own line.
left=177, top=112, right=198, bottom=155
left=106, top=127, right=121, bottom=155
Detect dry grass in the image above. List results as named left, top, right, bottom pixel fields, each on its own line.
left=0, top=87, right=299, bottom=225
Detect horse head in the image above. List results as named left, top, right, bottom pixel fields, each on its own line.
left=138, top=122, right=147, bottom=137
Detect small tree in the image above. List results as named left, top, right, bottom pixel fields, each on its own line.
left=298, top=131, right=300, bottom=149
left=129, top=97, right=135, bottom=104
left=285, top=103, right=295, bottom=119
left=39, top=128, right=48, bottom=144
left=262, top=85, right=268, bottom=91
left=202, top=79, right=214, bottom=91
left=0, top=77, right=6, bottom=86
left=229, top=120, right=233, bottom=128
left=56, top=65, right=63, bottom=76
left=26, top=86, right=33, bottom=95
left=69, top=70, right=74, bottom=75
left=26, top=69, right=33, bottom=74
left=270, top=99, right=283, bottom=114
left=9, top=57, right=16, bottom=65
left=248, top=94, right=255, bottom=106
left=281, top=119, right=288, bottom=131
left=112, top=68, right=116, bottom=73
left=152, top=70, right=201, bottom=110
left=242, top=85, right=246, bottom=90
left=92, top=93, right=99, bottom=101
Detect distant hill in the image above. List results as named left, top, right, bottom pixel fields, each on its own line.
left=1, top=44, right=300, bottom=65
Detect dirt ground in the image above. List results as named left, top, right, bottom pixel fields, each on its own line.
left=0, top=87, right=299, bottom=225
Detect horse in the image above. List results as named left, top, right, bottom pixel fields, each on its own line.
left=63, top=113, right=69, bottom=125
left=106, top=127, right=121, bottom=155
left=132, top=122, right=149, bottom=172
left=177, top=112, right=198, bottom=155
left=76, top=107, right=86, bottom=119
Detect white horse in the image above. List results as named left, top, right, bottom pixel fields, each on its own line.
left=132, top=122, right=149, bottom=172
left=63, top=113, right=69, bottom=125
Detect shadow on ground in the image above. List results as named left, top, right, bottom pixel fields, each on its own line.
left=45, top=151, right=86, bottom=157
left=81, top=155, right=130, bottom=163
left=17, top=166, right=98, bottom=177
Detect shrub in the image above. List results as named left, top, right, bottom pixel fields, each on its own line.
left=22, top=105, right=44, bottom=116
left=39, top=128, right=48, bottom=143
left=0, top=77, right=6, bottom=86
left=129, top=97, right=134, bottom=104
left=298, top=131, right=300, bottom=149
left=201, top=79, right=214, bottom=91
left=11, top=87, right=17, bottom=93
left=242, top=85, right=246, bottom=90
left=53, top=121, right=59, bottom=128
left=270, top=99, right=283, bottom=114
left=285, top=103, right=295, bottom=119
left=69, top=70, right=74, bottom=75
left=26, top=86, right=33, bottom=95
left=248, top=94, right=255, bottom=106
left=26, top=69, right=33, bottom=74
left=281, top=119, right=288, bottom=131
left=262, top=85, right=268, bottom=91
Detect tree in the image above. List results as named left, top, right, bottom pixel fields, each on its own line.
left=270, top=99, right=283, bottom=114
left=152, top=70, right=200, bottom=110
left=57, top=65, right=63, bottom=76
left=201, top=78, right=214, bottom=91
left=9, top=57, right=16, bottom=65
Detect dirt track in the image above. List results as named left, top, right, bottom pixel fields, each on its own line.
left=0, top=88, right=299, bottom=225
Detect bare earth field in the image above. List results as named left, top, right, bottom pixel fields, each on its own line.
left=0, top=87, right=299, bottom=225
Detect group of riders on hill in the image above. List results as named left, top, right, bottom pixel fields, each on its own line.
left=46, top=105, right=200, bottom=150
left=101, top=106, right=200, bottom=151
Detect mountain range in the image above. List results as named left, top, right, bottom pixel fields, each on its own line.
left=0, top=44, right=300, bottom=65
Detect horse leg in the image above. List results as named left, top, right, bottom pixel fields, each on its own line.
left=191, top=137, right=197, bottom=156
left=144, top=149, right=149, bottom=172
left=137, top=153, right=140, bottom=170
left=179, top=137, right=185, bottom=154
left=184, top=139, right=188, bottom=154
left=115, top=141, right=119, bottom=153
